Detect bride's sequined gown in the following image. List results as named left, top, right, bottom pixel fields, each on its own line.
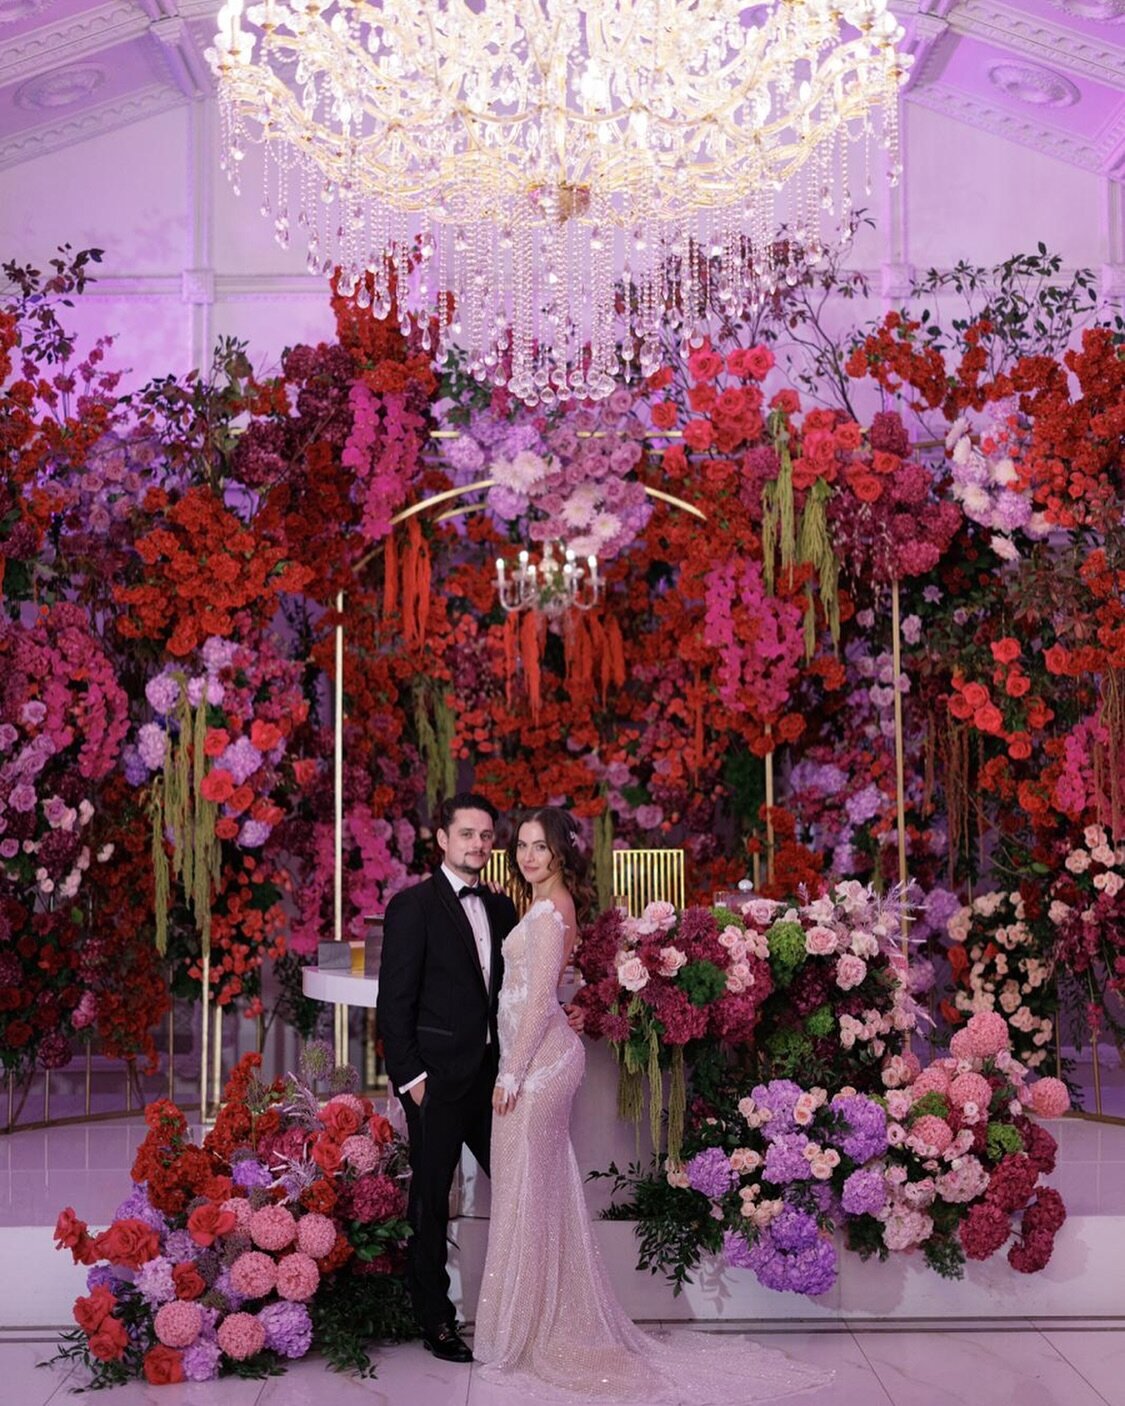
left=474, top=899, right=831, bottom=1404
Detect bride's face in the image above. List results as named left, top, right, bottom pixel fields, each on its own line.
left=516, top=820, right=557, bottom=885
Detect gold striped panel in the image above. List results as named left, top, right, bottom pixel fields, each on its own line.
left=483, top=849, right=529, bottom=914
left=611, top=848, right=686, bottom=916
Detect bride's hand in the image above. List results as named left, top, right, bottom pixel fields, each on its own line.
left=492, top=1085, right=517, bottom=1117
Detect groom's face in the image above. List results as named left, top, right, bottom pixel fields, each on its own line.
left=437, top=807, right=495, bottom=881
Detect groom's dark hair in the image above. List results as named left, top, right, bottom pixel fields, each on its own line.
left=438, top=792, right=499, bottom=830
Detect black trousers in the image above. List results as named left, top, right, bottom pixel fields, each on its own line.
left=401, top=1060, right=494, bottom=1331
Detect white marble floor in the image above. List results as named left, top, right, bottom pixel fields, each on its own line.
left=6, top=1321, right=1125, bottom=1406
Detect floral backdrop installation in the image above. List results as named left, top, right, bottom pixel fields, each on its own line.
left=0, top=234, right=1122, bottom=1355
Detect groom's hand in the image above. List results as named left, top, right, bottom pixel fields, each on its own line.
left=408, top=1078, right=427, bottom=1106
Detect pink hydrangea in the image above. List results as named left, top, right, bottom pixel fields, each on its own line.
left=1028, top=1077, right=1070, bottom=1119
left=296, top=1212, right=337, bottom=1260
left=229, top=1250, right=278, bottom=1299
left=221, top=1197, right=252, bottom=1231
left=154, top=1299, right=203, bottom=1349
left=948, top=1072, right=993, bottom=1111
left=910, top=1115, right=954, bottom=1153
left=217, top=1311, right=266, bottom=1361
left=910, top=1065, right=951, bottom=1100
left=340, top=1135, right=379, bottom=1175
left=950, top=1010, right=1010, bottom=1060
left=249, top=1205, right=297, bottom=1251
left=275, top=1251, right=320, bottom=1302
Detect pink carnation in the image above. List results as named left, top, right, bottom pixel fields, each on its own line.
left=221, top=1197, right=252, bottom=1231
left=948, top=1072, right=993, bottom=1112
left=910, top=1115, right=954, bottom=1153
left=296, top=1212, right=337, bottom=1260
left=154, top=1299, right=202, bottom=1349
left=217, top=1311, right=266, bottom=1361
left=275, top=1251, right=320, bottom=1302
left=340, top=1135, right=379, bottom=1174
left=1028, top=1077, right=1069, bottom=1119
left=229, top=1251, right=278, bottom=1299
left=249, top=1205, right=297, bottom=1251
left=950, top=1010, right=1010, bottom=1060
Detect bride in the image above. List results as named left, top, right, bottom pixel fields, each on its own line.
left=473, top=806, right=831, bottom=1403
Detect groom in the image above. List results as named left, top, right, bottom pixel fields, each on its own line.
left=376, top=792, right=517, bottom=1363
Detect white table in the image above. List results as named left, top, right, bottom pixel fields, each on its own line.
left=301, top=967, right=379, bottom=1069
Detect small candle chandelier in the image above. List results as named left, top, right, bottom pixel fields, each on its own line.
left=495, top=543, right=601, bottom=617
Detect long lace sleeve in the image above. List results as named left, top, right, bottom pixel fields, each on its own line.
left=496, top=903, right=565, bottom=1098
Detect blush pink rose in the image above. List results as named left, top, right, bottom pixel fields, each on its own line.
left=835, top=954, right=868, bottom=991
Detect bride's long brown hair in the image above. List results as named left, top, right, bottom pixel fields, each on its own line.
left=506, top=806, right=596, bottom=922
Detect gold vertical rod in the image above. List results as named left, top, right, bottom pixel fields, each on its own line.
left=1092, top=1034, right=1103, bottom=1117
left=764, top=739, right=775, bottom=886
left=335, top=590, right=345, bottom=947
left=84, top=1044, right=92, bottom=1118
left=1054, top=1008, right=1062, bottom=1082
left=6, top=1071, right=12, bottom=1132
left=365, top=1009, right=376, bottom=1089
left=43, top=1069, right=50, bottom=1125
left=212, top=1004, right=223, bottom=1118
left=167, top=1003, right=175, bottom=1102
left=890, top=579, right=911, bottom=965
left=125, top=1064, right=132, bottom=1114
left=199, top=952, right=210, bottom=1127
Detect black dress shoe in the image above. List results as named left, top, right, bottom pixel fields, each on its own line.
left=421, top=1322, right=473, bottom=1363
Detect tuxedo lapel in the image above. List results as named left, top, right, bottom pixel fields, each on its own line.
left=483, top=894, right=507, bottom=1004
left=433, top=868, right=488, bottom=998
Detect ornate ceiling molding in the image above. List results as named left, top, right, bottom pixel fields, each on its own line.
left=0, top=0, right=56, bottom=25
left=0, top=82, right=185, bottom=171
left=908, top=80, right=1105, bottom=168
left=1045, top=0, right=1125, bottom=20
left=948, top=0, right=1125, bottom=89
left=15, top=63, right=106, bottom=112
left=0, top=1, right=145, bottom=87
left=986, top=61, right=1081, bottom=107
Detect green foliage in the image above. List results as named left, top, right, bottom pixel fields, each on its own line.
left=766, top=921, right=807, bottom=986
left=308, top=1270, right=419, bottom=1377
left=909, top=1092, right=950, bottom=1121
left=922, top=1234, right=966, bottom=1281
left=589, top=1161, right=722, bottom=1295
left=677, top=959, right=729, bottom=1008
left=986, top=1123, right=1025, bottom=1160
left=762, top=1026, right=815, bottom=1080
left=711, top=905, right=745, bottom=933
left=805, top=1004, right=835, bottom=1039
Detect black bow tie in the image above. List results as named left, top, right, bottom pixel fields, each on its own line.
left=456, top=886, right=482, bottom=902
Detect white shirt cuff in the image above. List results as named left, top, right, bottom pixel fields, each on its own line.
left=398, top=1073, right=427, bottom=1094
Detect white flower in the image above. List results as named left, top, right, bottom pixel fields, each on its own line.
left=991, top=457, right=1017, bottom=486
left=990, top=534, right=1020, bottom=563
left=560, top=484, right=599, bottom=529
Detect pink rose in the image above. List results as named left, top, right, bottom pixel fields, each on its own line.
left=835, top=954, right=868, bottom=991
left=641, top=900, right=678, bottom=931
left=658, top=946, right=687, bottom=977
left=617, top=956, right=650, bottom=993
left=805, top=926, right=838, bottom=957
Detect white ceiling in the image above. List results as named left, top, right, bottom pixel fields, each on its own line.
left=0, top=0, right=1122, bottom=177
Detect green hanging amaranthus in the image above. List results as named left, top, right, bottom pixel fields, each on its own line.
left=414, top=683, right=457, bottom=812
left=593, top=799, right=615, bottom=912
left=151, top=684, right=220, bottom=959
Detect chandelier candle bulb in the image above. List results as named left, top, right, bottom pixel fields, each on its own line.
left=206, top=0, right=910, bottom=405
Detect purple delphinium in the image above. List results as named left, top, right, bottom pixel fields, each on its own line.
left=751, top=1080, right=804, bottom=1140
left=181, top=1337, right=222, bottom=1382
left=842, top=1167, right=888, bottom=1217
left=763, top=1133, right=813, bottom=1185
left=685, top=1147, right=737, bottom=1200
left=259, top=1300, right=313, bottom=1358
left=830, top=1094, right=888, bottom=1163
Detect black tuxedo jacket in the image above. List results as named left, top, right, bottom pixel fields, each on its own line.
left=376, top=868, right=519, bottom=1103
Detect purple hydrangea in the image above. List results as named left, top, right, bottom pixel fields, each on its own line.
left=842, top=1167, right=888, bottom=1217
left=181, top=1337, right=222, bottom=1382
left=213, top=1268, right=246, bottom=1310
left=136, top=722, right=167, bottom=771
left=763, top=1133, right=813, bottom=1185
left=216, top=736, right=263, bottom=786
left=114, top=1183, right=166, bottom=1231
left=86, top=1264, right=123, bottom=1292
left=830, top=1094, right=888, bottom=1164
left=766, top=1205, right=820, bottom=1253
left=121, top=746, right=149, bottom=786
left=751, top=1080, right=804, bottom=1141
left=134, top=1254, right=176, bottom=1305
left=237, top=820, right=271, bottom=848
left=145, top=674, right=180, bottom=716
left=163, top=1229, right=201, bottom=1263
left=259, top=1300, right=313, bottom=1359
left=744, top=1218, right=837, bottom=1297
left=685, top=1146, right=738, bottom=1199
left=201, top=637, right=238, bottom=675
left=232, top=1158, right=273, bottom=1190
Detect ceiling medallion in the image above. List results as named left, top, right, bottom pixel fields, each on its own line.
left=1046, top=0, right=1125, bottom=20
left=15, top=64, right=107, bottom=111
left=986, top=62, right=1080, bottom=108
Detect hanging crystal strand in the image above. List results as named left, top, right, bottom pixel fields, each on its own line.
left=886, top=90, right=903, bottom=188
left=511, top=217, right=533, bottom=400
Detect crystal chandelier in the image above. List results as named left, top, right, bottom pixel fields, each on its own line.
left=208, top=1, right=910, bottom=404
left=495, top=544, right=602, bottom=616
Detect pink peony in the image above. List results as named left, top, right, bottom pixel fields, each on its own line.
left=1028, top=1077, right=1069, bottom=1119
left=296, top=1212, right=337, bottom=1260
left=948, top=1072, right=993, bottom=1112
left=216, top=1311, right=266, bottom=1361
left=910, top=1115, right=954, bottom=1154
left=248, top=1205, right=297, bottom=1251
left=229, top=1251, right=278, bottom=1299
left=950, top=1010, right=1010, bottom=1060
left=154, top=1299, right=202, bottom=1349
left=805, top=926, right=838, bottom=957
left=275, top=1251, right=320, bottom=1302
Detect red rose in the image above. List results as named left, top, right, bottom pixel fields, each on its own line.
left=834, top=422, right=863, bottom=451
left=187, top=1201, right=237, bottom=1247
left=172, top=1262, right=206, bottom=1300
left=88, top=1317, right=129, bottom=1362
left=312, top=1137, right=344, bottom=1174
left=961, top=682, right=990, bottom=710
left=974, top=703, right=1005, bottom=734
left=292, top=758, right=318, bottom=787
left=990, top=637, right=1021, bottom=664
left=1005, top=672, right=1030, bottom=698
left=744, top=344, right=775, bottom=380
left=320, top=1101, right=362, bottom=1139
left=203, top=728, right=230, bottom=758
left=73, top=1285, right=116, bottom=1335
left=227, top=785, right=254, bottom=815
left=250, top=719, right=282, bottom=752
left=682, top=420, right=714, bottom=453
left=647, top=366, right=674, bottom=391
left=848, top=472, right=883, bottom=503
left=5, top=1019, right=32, bottom=1047
left=687, top=346, right=724, bottom=382
left=143, top=1346, right=184, bottom=1384
left=769, top=389, right=800, bottom=414
left=872, top=450, right=901, bottom=475
left=199, top=769, right=234, bottom=804
left=215, top=817, right=239, bottom=840
left=368, top=1112, right=394, bottom=1144
left=1043, top=643, right=1069, bottom=675
left=662, top=445, right=688, bottom=478
left=948, top=693, right=973, bottom=721
left=1008, top=734, right=1033, bottom=761
left=93, top=1218, right=161, bottom=1269
left=650, top=401, right=678, bottom=431
left=687, top=383, right=716, bottom=414
left=54, top=1207, right=91, bottom=1261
